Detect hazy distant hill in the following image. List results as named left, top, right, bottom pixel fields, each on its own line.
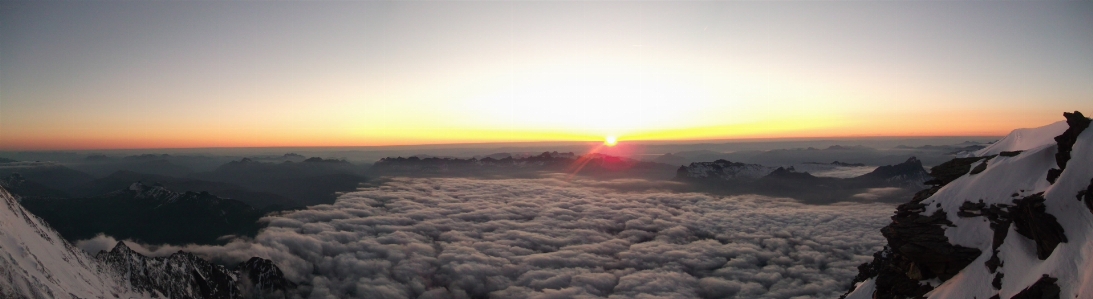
left=677, top=157, right=932, bottom=203
left=656, top=142, right=991, bottom=168
left=194, top=157, right=368, bottom=206
left=369, top=151, right=680, bottom=180
left=71, top=170, right=298, bottom=209
left=0, top=162, right=96, bottom=191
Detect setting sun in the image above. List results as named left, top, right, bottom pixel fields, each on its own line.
left=604, top=136, right=618, bottom=147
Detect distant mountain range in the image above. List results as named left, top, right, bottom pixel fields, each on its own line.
left=368, top=151, right=680, bottom=180
left=649, top=142, right=991, bottom=167
left=676, top=157, right=932, bottom=203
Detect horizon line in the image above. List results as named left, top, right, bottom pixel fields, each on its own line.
left=0, top=134, right=1005, bottom=153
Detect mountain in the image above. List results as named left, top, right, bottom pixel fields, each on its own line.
left=20, top=182, right=265, bottom=244
left=69, top=170, right=299, bottom=209
left=842, top=111, right=1093, bottom=299
left=674, top=159, right=775, bottom=180
left=676, top=157, right=931, bottom=203
left=849, top=157, right=932, bottom=188
left=0, top=185, right=296, bottom=299
left=369, top=151, right=680, bottom=180
left=0, top=173, right=70, bottom=198
left=0, top=162, right=96, bottom=191
left=97, top=242, right=296, bottom=299
left=649, top=152, right=691, bottom=166
left=195, top=157, right=367, bottom=206
left=0, top=186, right=143, bottom=298
left=82, top=158, right=194, bottom=177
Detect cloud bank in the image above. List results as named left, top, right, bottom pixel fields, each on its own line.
left=80, top=177, right=894, bottom=299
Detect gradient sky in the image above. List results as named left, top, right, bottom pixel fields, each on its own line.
left=2, top=1, right=1091, bottom=150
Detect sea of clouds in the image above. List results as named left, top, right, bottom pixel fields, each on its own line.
left=80, top=177, right=894, bottom=299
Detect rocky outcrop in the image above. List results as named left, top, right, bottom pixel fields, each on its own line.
left=1009, top=194, right=1067, bottom=260
left=1046, top=111, right=1091, bottom=184
left=923, top=156, right=992, bottom=186
left=98, top=242, right=241, bottom=299
left=97, top=241, right=296, bottom=299
left=235, top=257, right=297, bottom=298
left=1079, top=178, right=1093, bottom=214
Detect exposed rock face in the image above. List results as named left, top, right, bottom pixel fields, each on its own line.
left=98, top=242, right=241, bottom=299
left=880, top=202, right=982, bottom=279
left=235, top=257, right=297, bottom=298
left=923, top=156, right=992, bottom=186
left=1009, top=194, right=1067, bottom=260
left=1047, top=111, right=1091, bottom=184
left=1079, top=178, right=1093, bottom=214
left=97, top=241, right=296, bottom=299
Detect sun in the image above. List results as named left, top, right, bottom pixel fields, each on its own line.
left=604, top=136, right=618, bottom=147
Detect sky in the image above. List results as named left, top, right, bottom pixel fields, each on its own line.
left=1, top=1, right=1091, bottom=150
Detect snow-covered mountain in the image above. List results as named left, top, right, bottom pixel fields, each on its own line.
left=0, top=187, right=144, bottom=298
left=0, top=185, right=295, bottom=299
left=843, top=111, right=1093, bottom=299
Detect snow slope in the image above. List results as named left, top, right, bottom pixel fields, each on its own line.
left=974, top=121, right=1068, bottom=156
left=0, top=187, right=146, bottom=298
left=845, top=113, right=1093, bottom=299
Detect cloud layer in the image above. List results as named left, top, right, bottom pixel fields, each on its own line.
left=81, top=177, right=894, bottom=299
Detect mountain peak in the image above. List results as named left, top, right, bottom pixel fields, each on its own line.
left=108, top=240, right=136, bottom=255
left=904, top=156, right=921, bottom=165
left=843, top=111, right=1093, bottom=299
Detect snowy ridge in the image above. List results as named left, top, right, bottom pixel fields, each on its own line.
left=844, top=112, right=1093, bottom=299
left=974, top=121, right=1068, bottom=157
left=0, top=186, right=146, bottom=298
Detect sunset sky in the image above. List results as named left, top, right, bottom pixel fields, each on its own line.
left=2, top=1, right=1091, bottom=150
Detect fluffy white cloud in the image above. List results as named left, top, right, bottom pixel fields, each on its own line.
left=80, top=177, right=894, bottom=299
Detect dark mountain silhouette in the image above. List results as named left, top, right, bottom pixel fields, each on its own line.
left=194, top=157, right=367, bottom=206
left=0, top=173, right=70, bottom=198
left=20, top=182, right=264, bottom=245
left=70, top=170, right=298, bottom=209
left=0, top=163, right=96, bottom=191
left=678, top=157, right=932, bottom=203
left=72, top=157, right=194, bottom=177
